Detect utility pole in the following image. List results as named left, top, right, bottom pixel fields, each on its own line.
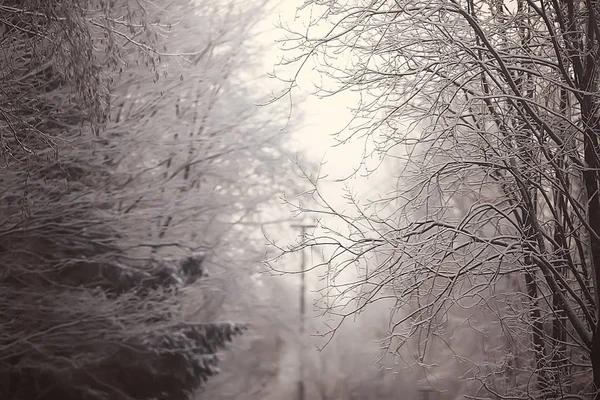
left=291, top=221, right=316, bottom=400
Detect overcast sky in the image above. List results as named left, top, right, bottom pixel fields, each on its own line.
left=255, top=0, right=371, bottom=184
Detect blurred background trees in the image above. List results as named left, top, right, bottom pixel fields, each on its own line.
left=0, top=0, right=303, bottom=399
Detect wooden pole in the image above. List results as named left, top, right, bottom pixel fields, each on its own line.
left=291, top=222, right=316, bottom=400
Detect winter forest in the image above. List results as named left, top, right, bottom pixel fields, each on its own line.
left=1, top=0, right=600, bottom=399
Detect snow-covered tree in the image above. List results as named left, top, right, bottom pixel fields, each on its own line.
left=276, top=0, right=600, bottom=398
left=0, top=0, right=297, bottom=398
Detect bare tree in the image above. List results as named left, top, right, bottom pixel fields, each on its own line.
left=276, top=0, right=600, bottom=398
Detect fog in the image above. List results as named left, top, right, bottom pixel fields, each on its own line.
left=1, top=0, right=597, bottom=399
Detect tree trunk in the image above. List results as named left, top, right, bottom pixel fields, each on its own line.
left=524, top=263, right=548, bottom=394
left=592, top=323, right=600, bottom=400
left=581, top=88, right=600, bottom=398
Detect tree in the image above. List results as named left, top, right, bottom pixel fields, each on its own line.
left=277, top=0, right=600, bottom=398
left=195, top=281, right=291, bottom=400
left=0, top=0, right=291, bottom=398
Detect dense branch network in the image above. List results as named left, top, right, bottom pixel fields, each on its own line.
left=277, top=0, right=600, bottom=398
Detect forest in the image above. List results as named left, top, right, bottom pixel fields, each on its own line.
left=1, top=0, right=599, bottom=399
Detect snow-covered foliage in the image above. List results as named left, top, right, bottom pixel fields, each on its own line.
left=0, top=0, right=295, bottom=399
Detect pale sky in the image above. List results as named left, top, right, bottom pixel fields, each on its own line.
left=254, top=1, right=407, bottom=299
left=257, top=0, right=371, bottom=183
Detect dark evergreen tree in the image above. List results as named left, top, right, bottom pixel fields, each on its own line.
left=0, top=1, right=245, bottom=399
